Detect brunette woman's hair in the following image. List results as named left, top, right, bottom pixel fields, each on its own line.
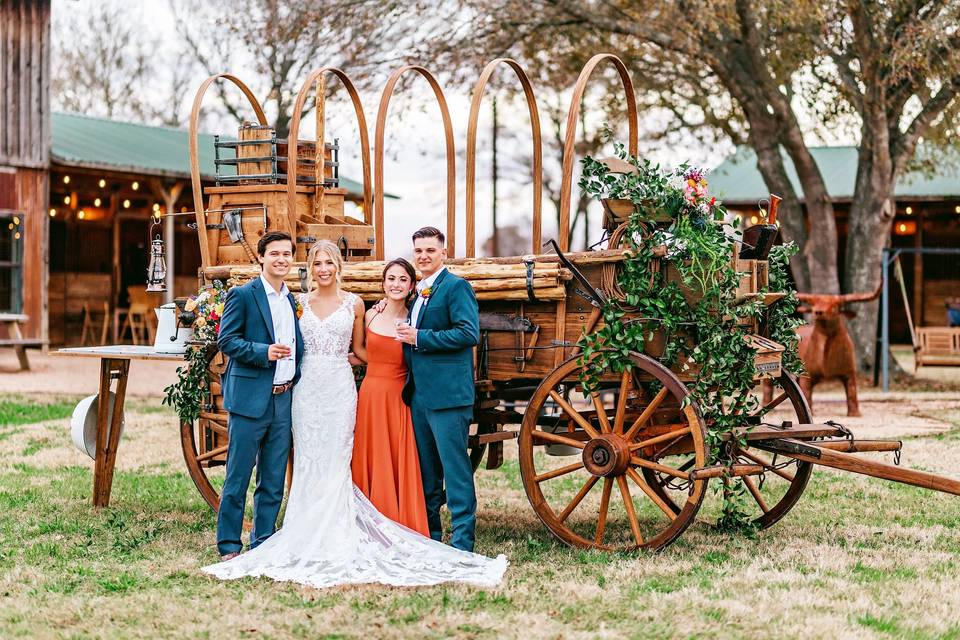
left=382, top=257, right=417, bottom=305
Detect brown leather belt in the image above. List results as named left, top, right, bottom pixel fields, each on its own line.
left=272, top=381, right=293, bottom=395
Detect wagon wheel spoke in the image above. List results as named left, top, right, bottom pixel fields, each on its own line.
left=623, top=386, right=669, bottom=442
left=630, top=455, right=690, bottom=480
left=534, top=460, right=585, bottom=483
left=763, top=391, right=788, bottom=412
left=593, top=478, right=613, bottom=545
left=613, top=370, right=631, bottom=434
left=742, top=475, right=769, bottom=513
left=616, top=475, right=644, bottom=546
left=591, top=391, right=612, bottom=434
left=629, top=426, right=693, bottom=452
left=549, top=391, right=601, bottom=440
left=626, top=467, right=677, bottom=519
left=531, top=429, right=586, bottom=450
left=558, top=475, right=600, bottom=522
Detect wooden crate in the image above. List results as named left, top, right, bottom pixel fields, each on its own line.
left=296, top=215, right=376, bottom=262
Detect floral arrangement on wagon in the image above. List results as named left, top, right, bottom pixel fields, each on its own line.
left=578, top=142, right=803, bottom=532
left=162, top=280, right=231, bottom=423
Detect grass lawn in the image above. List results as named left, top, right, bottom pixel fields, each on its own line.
left=2, top=393, right=960, bottom=639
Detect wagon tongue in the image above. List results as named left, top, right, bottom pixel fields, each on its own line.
left=545, top=239, right=607, bottom=307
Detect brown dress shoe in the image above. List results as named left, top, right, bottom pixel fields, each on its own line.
left=220, top=552, right=240, bottom=562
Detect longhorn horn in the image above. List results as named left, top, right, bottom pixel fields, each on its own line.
left=840, top=283, right=882, bottom=304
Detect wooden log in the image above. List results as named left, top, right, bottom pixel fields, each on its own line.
left=341, top=276, right=561, bottom=293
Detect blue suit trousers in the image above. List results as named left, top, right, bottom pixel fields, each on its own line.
left=216, top=389, right=292, bottom=555
left=411, top=395, right=476, bottom=552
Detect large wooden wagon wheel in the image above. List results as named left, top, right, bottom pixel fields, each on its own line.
left=640, top=371, right=813, bottom=529
left=519, top=351, right=709, bottom=551
left=180, top=349, right=229, bottom=513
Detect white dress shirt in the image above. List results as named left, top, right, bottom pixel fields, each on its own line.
left=260, top=274, right=296, bottom=384
left=410, top=266, right=446, bottom=328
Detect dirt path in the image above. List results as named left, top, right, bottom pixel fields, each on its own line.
left=0, top=350, right=181, bottom=397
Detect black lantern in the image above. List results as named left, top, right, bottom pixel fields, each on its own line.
left=146, top=218, right=167, bottom=292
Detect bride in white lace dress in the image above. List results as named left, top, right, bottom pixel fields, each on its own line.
left=202, top=241, right=507, bottom=588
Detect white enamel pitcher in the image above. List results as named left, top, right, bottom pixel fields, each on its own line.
left=154, top=303, right=193, bottom=353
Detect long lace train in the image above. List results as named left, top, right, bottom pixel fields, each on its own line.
left=202, top=292, right=507, bottom=588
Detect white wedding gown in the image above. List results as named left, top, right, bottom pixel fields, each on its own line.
left=202, top=292, right=508, bottom=588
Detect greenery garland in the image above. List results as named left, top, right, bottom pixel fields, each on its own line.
left=578, top=146, right=802, bottom=532
left=162, top=280, right=229, bottom=423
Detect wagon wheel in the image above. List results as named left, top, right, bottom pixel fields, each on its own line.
left=181, top=414, right=227, bottom=513
left=640, top=371, right=813, bottom=529
left=519, top=351, right=708, bottom=551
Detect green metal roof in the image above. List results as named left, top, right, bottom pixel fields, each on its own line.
left=709, top=145, right=960, bottom=204
left=50, top=112, right=384, bottom=198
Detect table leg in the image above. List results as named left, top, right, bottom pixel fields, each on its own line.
left=6, top=321, right=30, bottom=370
left=92, top=357, right=130, bottom=507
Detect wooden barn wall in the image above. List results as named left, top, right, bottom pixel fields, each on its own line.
left=0, top=0, right=51, bottom=168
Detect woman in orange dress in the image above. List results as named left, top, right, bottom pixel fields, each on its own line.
left=351, top=258, right=429, bottom=536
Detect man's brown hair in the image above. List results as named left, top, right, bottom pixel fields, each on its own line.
left=411, top=226, right=445, bottom=244
left=257, top=230, right=295, bottom=257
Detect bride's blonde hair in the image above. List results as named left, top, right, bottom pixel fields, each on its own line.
left=305, top=240, right=343, bottom=291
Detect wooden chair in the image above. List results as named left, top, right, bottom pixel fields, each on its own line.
left=120, top=287, right=163, bottom=345
left=915, top=327, right=960, bottom=368
left=80, top=301, right=110, bottom=346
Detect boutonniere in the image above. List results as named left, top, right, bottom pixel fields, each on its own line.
left=293, top=298, right=304, bottom=319
left=420, top=286, right=433, bottom=300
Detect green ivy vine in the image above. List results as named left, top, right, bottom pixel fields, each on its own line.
left=577, top=149, right=802, bottom=533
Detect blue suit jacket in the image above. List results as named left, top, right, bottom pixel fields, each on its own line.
left=402, top=269, right=479, bottom=410
left=217, top=278, right=305, bottom=419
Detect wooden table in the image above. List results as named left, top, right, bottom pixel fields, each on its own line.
left=0, top=312, right=45, bottom=370
left=53, top=346, right=184, bottom=507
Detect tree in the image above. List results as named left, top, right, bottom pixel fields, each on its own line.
left=411, top=0, right=960, bottom=369
left=52, top=1, right=193, bottom=126
left=171, top=0, right=395, bottom=138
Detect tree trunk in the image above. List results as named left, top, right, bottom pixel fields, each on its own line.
left=845, top=140, right=896, bottom=371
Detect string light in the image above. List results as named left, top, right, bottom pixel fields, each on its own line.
left=180, top=206, right=188, bottom=213
left=750, top=215, right=759, bottom=224
left=49, top=209, right=56, bottom=217
left=63, top=175, right=70, bottom=184
left=63, top=195, right=71, bottom=205
left=152, top=203, right=161, bottom=212
left=12, top=216, right=19, bottom=225
left=14, top=232, right=20, bottom=240
left=132, top=181, right=139, bottom=191
left=94, top=197, right=101, bottom=207
left=905, top=206, right=913, bottom=215
left=78, top=210, right=86, bottom=220
left=7, top=223, right=12, bottom=230
left=123, top=199, right=131, bottom=209
left=98, top=178, right=106, bottom=188
left=955, top=205, right=960, bottom=214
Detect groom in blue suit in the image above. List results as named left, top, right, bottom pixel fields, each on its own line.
left=215, top=231, right=304, bottom=561
left=397, top=226, right=480, bottom=552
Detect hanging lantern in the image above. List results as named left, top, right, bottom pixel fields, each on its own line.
left=146, top=220, right=167, bottom=292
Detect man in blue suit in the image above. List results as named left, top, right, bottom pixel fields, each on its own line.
left=215, top=230, right=304, bottom=561
left=396, top=226, right=480, bottom=552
